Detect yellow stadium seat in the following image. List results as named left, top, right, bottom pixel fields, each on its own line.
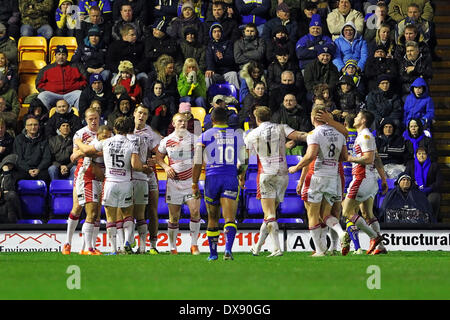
left=18, top=104, right=30, bottom=121
left=191, top=107, right=206, bottom=127
left=18, top=83, right=38, bottom=103
left=19, top=60, right=47, bottom=75
left=18, top=36, right=47, bottom=62
left=48, top=36, right=78, bottom=63
left=49, top=106, right=79, bottom=118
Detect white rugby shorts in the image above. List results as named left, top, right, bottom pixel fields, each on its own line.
left=133, top=180, right=149, bottom=205
left=166, top=178, right=195, bottom=206
left=102, top=181, right=133, bottom=208
left=301, top=174, right=341, bottom=205
left=258, top=174, right=289, bottom=202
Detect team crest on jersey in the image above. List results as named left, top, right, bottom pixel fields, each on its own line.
left=364, top=135, right=370, bottom=140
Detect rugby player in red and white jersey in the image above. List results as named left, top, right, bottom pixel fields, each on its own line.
left=341, top=110, right=384, bottom=254
left=75, top=117, right=151, bottom=254
left=133, top=105, right=161, bottom=254
left=62, top=108, right=101, bottom=255
left=244, top=106, right=307, bottom=257
left=156, top=113, right=201, bottom=255
left=288, top=105, right=348, bottom=257
left=126, top=104, right=161, bottom=254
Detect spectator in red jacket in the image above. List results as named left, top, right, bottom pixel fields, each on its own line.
left=35, top=45, right=88, bottom=111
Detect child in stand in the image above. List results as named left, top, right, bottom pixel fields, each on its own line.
left=111, top=60, right=142, bottom=103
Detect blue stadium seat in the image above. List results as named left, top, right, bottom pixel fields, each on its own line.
left=242, top=218, right=264, bottom=223
left=279, top=194, right=305, bottom=217
left=207, top=82, right=238, bottom=100
left=248, top=155, right=258, bottom=171
left=286, top=155, right=302, bottom=167
left=17, top=180, right=47, bottom=217
left=246, top=195, right=263, bottom=217
left=49, top=180, right=73, bottom=216
left=46, top=219, right=67, bottom=224
left=278, top=218, right=304, bottom=224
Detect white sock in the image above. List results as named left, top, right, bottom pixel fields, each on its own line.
left=137, top=223, right=148, bottom=252
left=66, top=215, right=79, bottom=245
left=123, top=218, right=134, bottom=246
left=325, top=216, right=346, bottom=238
left=92, top=225, right=100, bottom=249
left=255, top=221, right=269, bottom=254
left=369, top=220, right=385, bottom=249
left=107, top=227, right=117, bottom=253
left=267, top=220, right=281, bottom=252
left=150, top=238, right=157, bottom=249
left=353, top=215, right=378, bottom=238
left=82, top=222, right=94, bottom=251
left=310, top=227, right=326, bottom=254
left=168, top=223, right=179, bottom=250
left=117, top=227, right=124, bottom=250
left=190, top=219, right=201, bottom=246
left=320, top=224, right=328, bottom=251
left=329, top=228, right=339, bottom=251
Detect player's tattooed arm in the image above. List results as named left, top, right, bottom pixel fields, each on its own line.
left=315, top=110, right=348, bottom=138
left=288, top=131, right=308, bottom=142
left=74, top=138, right=97, bottom=156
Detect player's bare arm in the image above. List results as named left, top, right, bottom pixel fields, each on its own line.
left=347, top=150, right=375, bottom=165
left=286, top=131, right=308, bottom=143
left=288, top=144, right=319, bottom=174
left=297, top=166, right=308, bottom=195
left=74, top=139, right=97, bottom=156
left=156, top=149, right=176, bottom=179
left=237, top=148, right=250, bottom=189
left=374, top=151, right=388, bottom=194
left=131, top=153, right=150, bottom=173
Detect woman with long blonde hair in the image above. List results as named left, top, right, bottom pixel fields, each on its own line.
left=177, top=57, right=207, bottom=109
left=147, top=54, right=179, bottom=100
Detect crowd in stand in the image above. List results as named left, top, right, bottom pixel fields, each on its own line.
left=0, top=0, right=443, bottom=223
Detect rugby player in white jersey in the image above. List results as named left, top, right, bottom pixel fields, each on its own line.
left=156, top=113, right=201, bottom=255
left=288, top=105, right=348, bottom=257
left=75, top=117, right=151, bottom=254
left=126, top=104, right=161, bottom=254
left=62, top=108, right=101, bottom=255
left=341, top=110, right=383, bottom=255
left=244, top=106, right=307, bottom=257
left=133, top=105, right=161, bottom=254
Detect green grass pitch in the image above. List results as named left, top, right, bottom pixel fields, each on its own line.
left=1, top=251, right=450, bottom=300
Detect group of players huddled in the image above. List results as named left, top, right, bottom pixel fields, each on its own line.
left=61, top=102, right=387, bottom=259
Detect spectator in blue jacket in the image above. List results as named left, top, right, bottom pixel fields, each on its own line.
left=403, top=77, right=434, bottom=130
left=235, top=0, right=271, bottom=35
left=261, top=3, right=297, bottom=44
left=205, top=23, right=240, bottom=90
left=296, top=14, right=334, bottom=70
left=333, top=21, right=368, bottom=73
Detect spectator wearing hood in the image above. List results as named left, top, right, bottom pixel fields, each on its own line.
left=167, top=1, right=206, bottom=43
left=13, top=115, right=51, bottom=184
left=265, top=24, right=296, bottom=65
left=234, top=23, right=266, bottom=69
left=45, top=99, right=82, bottom=138
left=48, top=118, right=76, bottom=181
left=144, top=19, right=181, bottom=69
left=238, top=60, right=266, bottom=103
left=366, top=74, right=403, bottom=131
left=403, top=77, right=434, bottom=129
left=271, top=93, right=312, bottom=155
left=205, top=23, right=239, bottom=90
left=399, top=41, right=432, bottom=99
left=267, top=47, right=301, bottom=94
left=304, top=44, right=340, bottom=101
left=403, top=117, right=436, bottom=163
left=405, top=146, right=442, bottom=221
left=79, top=73, right=114, bottom=118
left=333, top=21, right=369, bottom=73
left=379, top=172, right=434, bottom=223
left=296, top=14, right=334, bottom=71
left=339, top=59, right=365, bottom=95
left=107, top=93, right=134, bottom=126
left=180, top=27, right=207, bottom=73
left=55, top=0, right=77, bottom=37
left=71, top=25, right=110, bottom=82
left=205, top=1, right=240, bottom=42
left=375, top=118, right=407, bottom=179
left=261, top=3, right=298, bottom=43
left=365, top=46, right=399, bottom=92
left=0, top=117, right=13, bottom=163
left=0, top=153, right=22, bottom=223
left=75, top=5, right=112, bottom=47
left=144, top=80, right=177, bottom=121
left=327, top=0, right=364, bottom=41
left=235, top=0, right=271, bottom=35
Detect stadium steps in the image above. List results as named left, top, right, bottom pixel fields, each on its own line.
left=430, top=0, right=450, bottom=222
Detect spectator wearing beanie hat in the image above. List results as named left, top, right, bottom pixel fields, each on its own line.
left=303, top=44, right=340, bottom=100
left=167, top=1, right=207, bottom=43
left=296, top=13, right=334, bottom=70
left=262, top=3, right=297, bottom=43
left=79, top=73, right=114, bottom=117
left=365, top=45, right=399, bottom=92
left=45, top=98, right=82, bottom=138
left=111, top=60, right=142, bottom=103
left=144, top=18, right=180, bottom=66
left=267, top=46, right=302, bottom=94
left=55, top=0, right=77, bottom=37
left=107, top=92, right=134, bottom=126
left=166, top=102, right=202, bottom=135
left=71, top=25, right=110, bottom=82
left=48, top=117, right=77, bottom=181
left=180, top=26, right=207, bottom=73
left=265, top=24, right=296, bottom=64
